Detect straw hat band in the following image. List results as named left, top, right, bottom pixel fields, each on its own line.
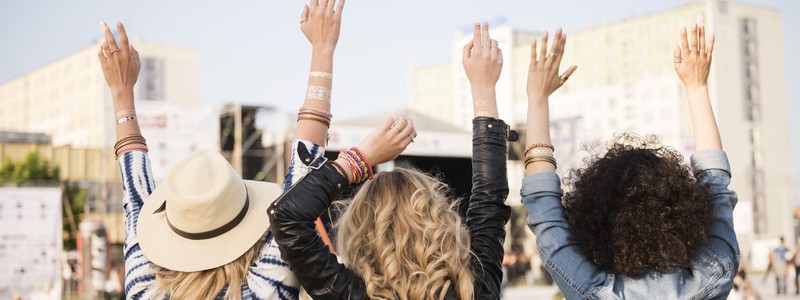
left=153, top=189, right=250, bottom=240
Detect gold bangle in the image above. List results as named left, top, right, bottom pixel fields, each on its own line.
left=114, top=134, right=145, bottom=148
left=297, top=115, right=331, bottom=128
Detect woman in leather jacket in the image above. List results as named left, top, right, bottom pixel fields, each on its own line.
left=268, top=21, right=513, bottom=300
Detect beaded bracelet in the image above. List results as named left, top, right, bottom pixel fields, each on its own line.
left=299, top=107, right=333, bottom=119
left=348, top=147, right=374, bottom=180
left=523, top=143, right=555, bottom=156
left=339, top=152, right=364, bottom=183
left=115, top=143, right=148, bottom=160
left=331, top=160, right=348, bottom=180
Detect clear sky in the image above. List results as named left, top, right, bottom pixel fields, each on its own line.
left=0, top=0, right=798, bottom=199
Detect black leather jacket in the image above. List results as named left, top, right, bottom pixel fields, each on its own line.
left=268, top=117, right=513, bottom=300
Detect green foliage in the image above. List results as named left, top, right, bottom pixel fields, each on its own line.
left=0, top=151, right=85, bottom=251
left=0, top=151, right=59, bottom=181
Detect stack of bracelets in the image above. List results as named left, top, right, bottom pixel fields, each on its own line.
left=523, top=143, right=556, bottom=169
left=333, top=147, right=374, bottom=184
left=114, top=134, right=148, bottom=159
left=297, top=107, right=332, bottom=128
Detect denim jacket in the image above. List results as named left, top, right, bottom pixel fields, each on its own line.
left=522, top=149, right=740, bottom=300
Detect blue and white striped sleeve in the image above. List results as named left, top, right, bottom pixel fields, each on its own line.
left=119, top=151, right=160, bottom=299
left=246, top=139, right=324, bottom=299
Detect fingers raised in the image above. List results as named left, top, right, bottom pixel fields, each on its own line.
left=334, top=0, right=345, bottom=17
left=481, top=23, right=490, bottom=50
left=100, top=22, right=119, bottom=52
left=707, top=33, right=715, bottom=59
left=538, top=31, right=549, bottom=65
left=699, top=25, right=706, bottom=53
left=554, top=33, right=567, bottom=66
left=117, top=23, right=129, bottom=56
left=562, top=65, right=578, bottom=78
left=473, top=23, right=481, bottom=48
left=689, top=24, right=698, bottom=52
left=680, top=27, right=690, bottom=55
left=398, top=119, right=416, bottom=144
left=673, top=43, right=682, bottom=65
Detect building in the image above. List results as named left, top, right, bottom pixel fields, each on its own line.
left=409, top=0, right=790, bottom=267
left=0, top=42, right=199, bottom=149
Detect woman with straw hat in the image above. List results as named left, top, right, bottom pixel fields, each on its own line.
left=99, top=0, right=350, bottom=297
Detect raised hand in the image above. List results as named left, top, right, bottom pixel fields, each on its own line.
left=527, top=28, right=577, bottom=101
left=674, top=24, right=714, bottom=88
left=98, top=22, right=140, bottom=97
left=301, top=0, right=345, bottom=54
left=463, top=23, right=503, bottom=89
left=357, top=117, right=416, bottom=165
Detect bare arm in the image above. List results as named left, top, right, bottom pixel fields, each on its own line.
left=295, top=0, right=345, bottom=145
left=98, top=22, right=143, bottom=147
left=463, top=22, right=502, bottom=119
left=675, top=24, right=721, bottom=151
left=524, top=28, right=577, bottom=175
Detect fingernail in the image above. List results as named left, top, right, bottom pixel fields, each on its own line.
left=100, top=21, right=106, bottom=27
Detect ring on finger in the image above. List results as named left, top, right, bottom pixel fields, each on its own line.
left=673, top=59, right=682, bottom=63
left=300, top=19, right=308, bottom=24
left=491, top=41, right=498, bottom=48
left=409, top=134, right=416, bottom=143
left=560, top=74, right=570, bottom=81
left=110, top=48, right=120, bottom=54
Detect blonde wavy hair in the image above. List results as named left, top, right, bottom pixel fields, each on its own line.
left=154, top=238, right=262, bottom=300
left=335, top=168, right=474, bottom=300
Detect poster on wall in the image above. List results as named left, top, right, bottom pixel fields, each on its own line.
left=0, top=187, right=62, bottom=299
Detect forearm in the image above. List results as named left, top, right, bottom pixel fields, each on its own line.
left=112, top=90, right=144, bottom=155
left=295, top=49, right=334, bottom=146
left=471, top=86, right=499, bottom=118
left=686, top=86, right=722, bottom=151
left=525, top=98, right=554, bottom=175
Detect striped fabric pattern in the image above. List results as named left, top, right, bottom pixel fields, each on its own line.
left=120, top=139, right=323, bottom=299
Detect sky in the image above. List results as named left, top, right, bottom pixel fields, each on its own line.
left=0, top=0, right=798, bottom=198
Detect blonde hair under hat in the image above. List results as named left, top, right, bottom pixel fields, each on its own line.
left=138, top=149, right=281, bottom=272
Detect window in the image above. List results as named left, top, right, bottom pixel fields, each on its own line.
left=139, top=57, right=164, bottom=101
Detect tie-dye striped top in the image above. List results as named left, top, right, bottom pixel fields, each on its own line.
left=120, top=139, right=324, bottom=299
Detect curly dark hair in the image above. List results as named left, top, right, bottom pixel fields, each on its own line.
left=562, top=133, right=714, bottom=277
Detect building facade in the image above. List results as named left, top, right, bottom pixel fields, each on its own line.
left=409, top=0, right=790, bottom=266
left=0, top=42, right=199, bottom=149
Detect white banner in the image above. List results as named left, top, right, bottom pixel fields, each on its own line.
left=0, top=187, right=62, bottom=299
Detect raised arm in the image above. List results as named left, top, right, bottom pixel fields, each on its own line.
left=461, top=23, right=513, bottom=300
left=674, top=24, right=721, bottom=151
left=287, top=0, right=346, bottom=253
left=678, top=24, right=740, bottom=284
left=295, top=0, right=345, bottom=145
left=99, top=22, right=159, bottom=298
left=524, top=28, right=576, bottom=175
left=99, top=22, right=143, bottom=149
left=522, top=29, right=611, bottom=300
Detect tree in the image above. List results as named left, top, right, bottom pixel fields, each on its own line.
left=0, top=151, right=85, bottom=250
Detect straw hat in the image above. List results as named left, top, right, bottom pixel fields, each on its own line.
left=138, top=149, right=281, bottom=272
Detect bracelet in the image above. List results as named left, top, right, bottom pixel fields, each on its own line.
left=339, top=152, right=364, bottom=183
left=524, top=155, right=557, bottom=169
left=114, top=143, right=148, bottom=159
left=306, top=86, right=332, bottom=101
left=309, top=71, right=333, bottom=79
left=114, top=134, right=146, bottom=149
left=523, top=143, right=555, bottom=156
left=116, top=116, right=137, bottom=125
left=297, top=115, right=331, bottom=128
left=298, top=110, right=332, bottom=122
left=115, top=109, right=136, bottom=118
left=349, top=147, right=374, bottom=180
left=115, top=139, right=147, bottom=153
left=299, top=107, right=333, bottom=119
left=330, top=161, right=348, bottom=181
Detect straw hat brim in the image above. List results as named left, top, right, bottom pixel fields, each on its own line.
left=137, top=180, right=281, bottom=272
